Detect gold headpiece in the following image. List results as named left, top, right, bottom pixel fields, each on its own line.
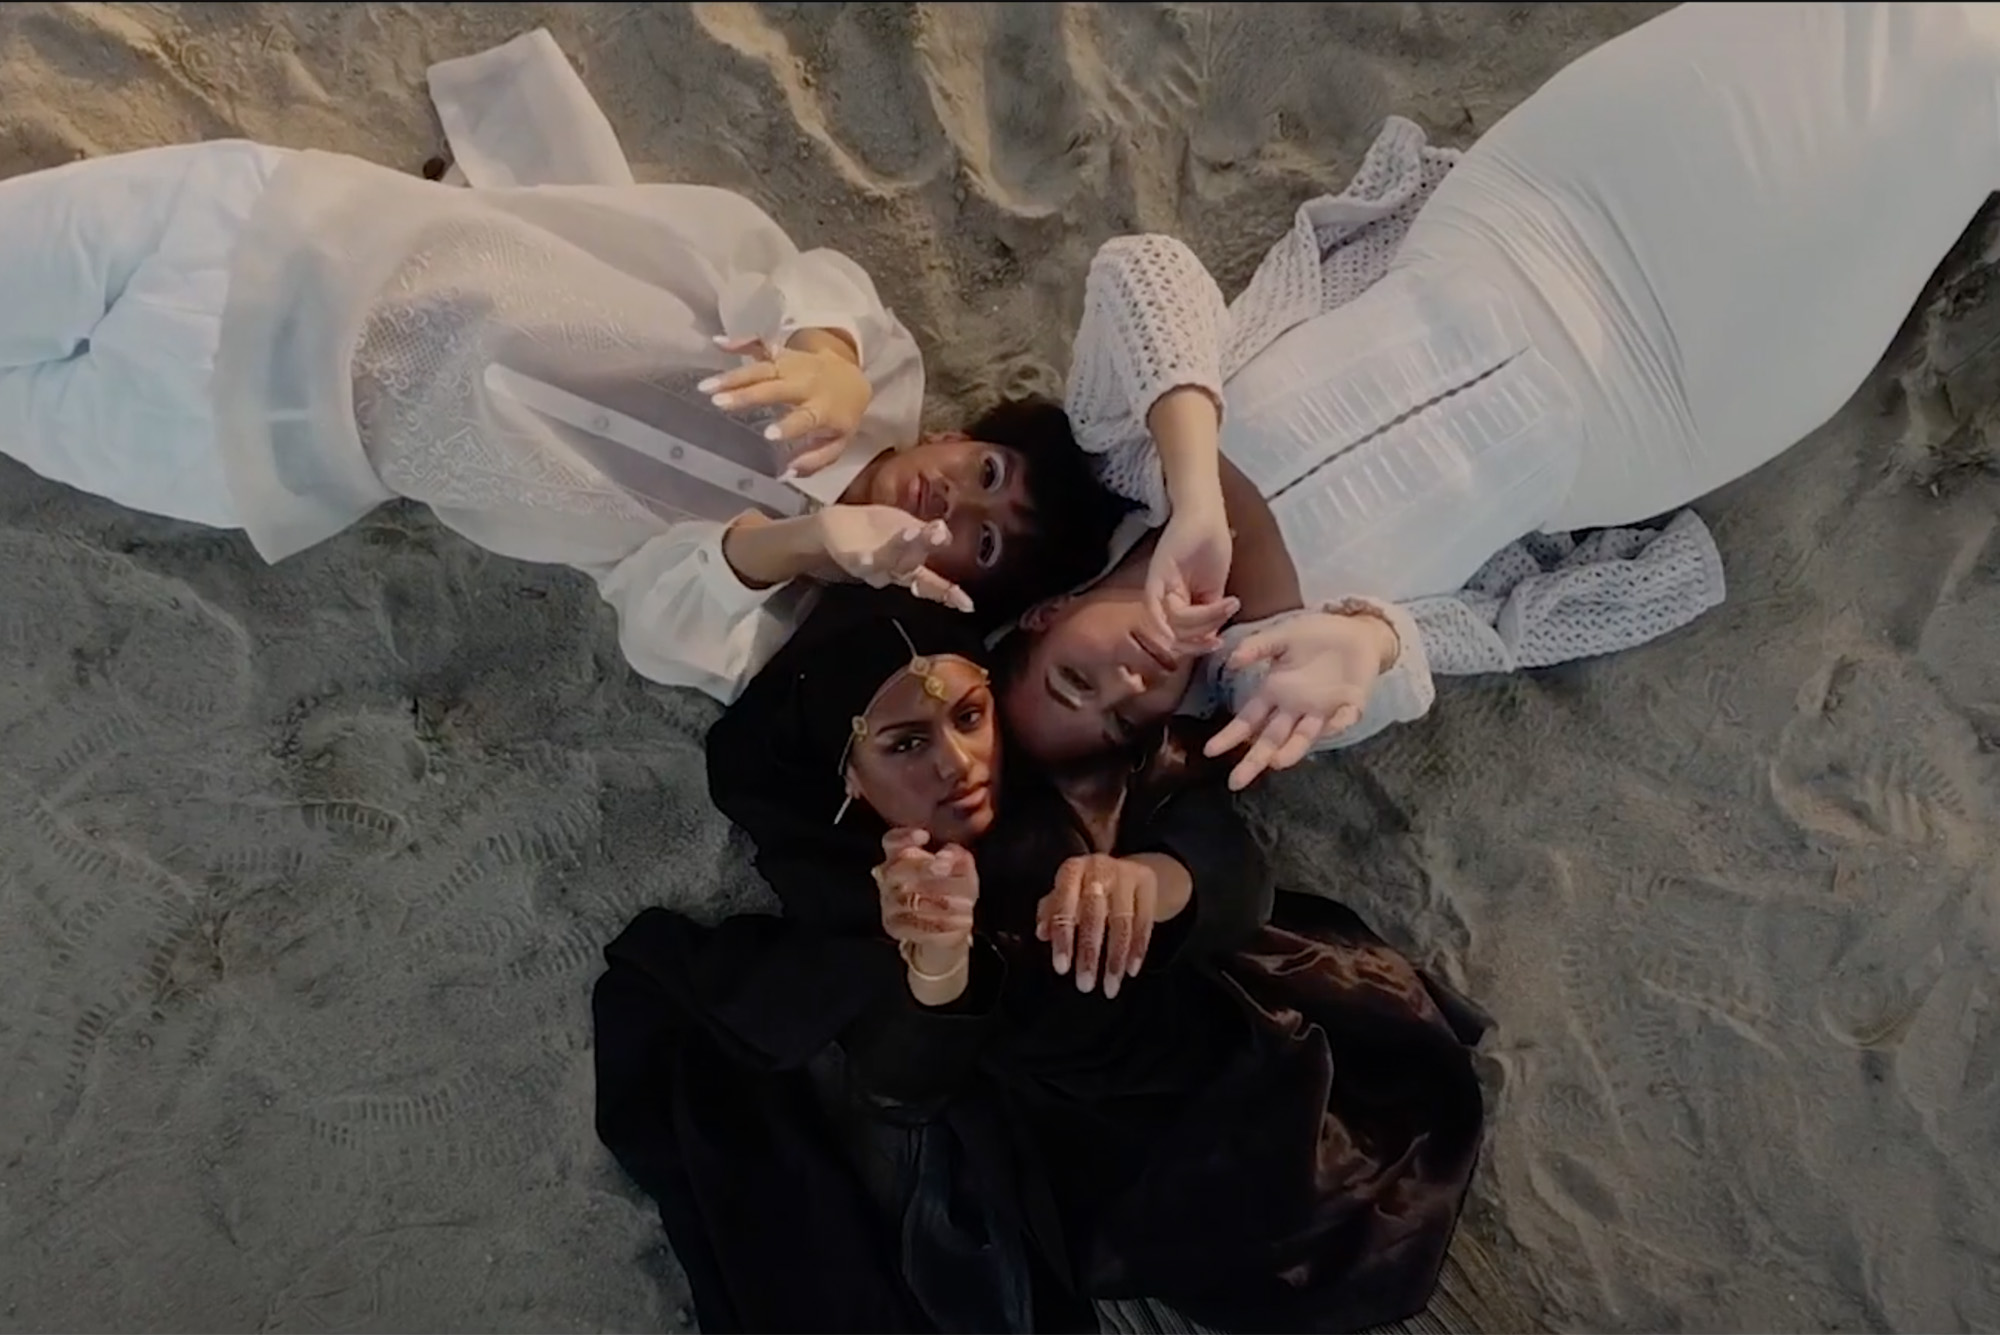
left=831, top=622, right=989, bottom=823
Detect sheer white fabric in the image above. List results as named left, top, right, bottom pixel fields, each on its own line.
left=206, top=29, right=924, bottom=702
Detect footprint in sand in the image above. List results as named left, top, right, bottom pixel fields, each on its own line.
left=1770, top=651, right=1986, bottom=862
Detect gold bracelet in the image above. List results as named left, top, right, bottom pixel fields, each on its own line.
left=1322, top=597, right=1402, bottom=670
left=899, top=938, right=970, bottom=984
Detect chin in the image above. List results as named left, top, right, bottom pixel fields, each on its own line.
left=932, top=802, right=996, bottom=847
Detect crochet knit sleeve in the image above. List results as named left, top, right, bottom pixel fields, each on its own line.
left=1064, top=234, right=1230, bottom=521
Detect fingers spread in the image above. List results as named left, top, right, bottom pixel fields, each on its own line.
left=1229, top=710, right=1299, bottom=791
left=1269, top=714, right=1326, bottom=772
left=1205, top=698, right=1273, bottom=759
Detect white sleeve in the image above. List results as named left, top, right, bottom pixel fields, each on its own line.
left=591, top=520, right=805, bottom=706
left=1066, top=234, right=1232, bottom=521
left=1205, top=597, right=1437, bottom=752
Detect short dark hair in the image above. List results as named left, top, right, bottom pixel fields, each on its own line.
left=958, top=394, right=1134, bottom=626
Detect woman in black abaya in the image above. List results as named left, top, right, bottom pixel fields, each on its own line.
left=592, top=584, right=1488, bottom=1333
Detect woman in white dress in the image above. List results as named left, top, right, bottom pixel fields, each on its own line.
left=1000, top=1, right=2000, bottom=782
left=0, top=32, right=1130, bottom=706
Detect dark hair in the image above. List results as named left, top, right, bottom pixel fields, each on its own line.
left=958, top=395, right=1134, bottom=627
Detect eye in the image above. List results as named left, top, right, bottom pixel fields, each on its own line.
left=955, top=703, right=986, bottom=731
left=1058, top=666, right=1093, bottom=698
left=887, top=734, right=925, bottom=756
left=976, top=523, right=1002, bottom=570
left=979, top=452, right=1005, bottom=491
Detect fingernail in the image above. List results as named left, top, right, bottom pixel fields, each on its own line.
left=1076, top=971, right=1095, bottom=993
left=712, top=393, right=737, bottom=410
left=900, top=527, right=921, bottom=542
left=763, top=424, right=782, bottom=441
left=1104, top=975, right=1121, bottom=1000
left=1053, top=953, right=1069, bottom=975
left=712, top=334, right=733, bottom=346
left=697, top=376, right=721, bottom=393
left=779, top=467, right=800, bottom=483
left=1128, top=954, right=1143, bottom=978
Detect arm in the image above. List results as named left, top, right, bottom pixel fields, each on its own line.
left=1066, top=235, right=1232, bottom=522
left=1218, top=454, right=1302, bottom=623
left=1122, top=782, right=1274, bottom=962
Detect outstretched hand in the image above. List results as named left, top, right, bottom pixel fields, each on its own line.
left=816, top=504, right=975, bottom=613
left=1203, top=608, right=1399, bottom=790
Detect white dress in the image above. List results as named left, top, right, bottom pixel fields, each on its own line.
left=0, top=31, right=924, bottom=705
left=1068, top=1, right=2000, bottom=745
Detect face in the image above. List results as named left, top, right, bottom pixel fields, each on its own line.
left=1000, top=586, right=1197, bottom=767
left=846, top=655, right=1001, bottom=846
left=853, top=435, right=1036, bottom=587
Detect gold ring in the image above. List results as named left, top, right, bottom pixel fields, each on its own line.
left=1049, top=914, right=1076, bottom=928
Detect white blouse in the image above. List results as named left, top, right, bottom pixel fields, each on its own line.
left=212, top=30, right=924, bottom=704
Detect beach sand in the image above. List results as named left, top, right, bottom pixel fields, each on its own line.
left=3, top=4, right=1998, bottom=1331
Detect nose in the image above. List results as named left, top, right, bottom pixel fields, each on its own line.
left=1114, top=666, right=1149, bottom=697
left=935, top=728, right=973, bottom=781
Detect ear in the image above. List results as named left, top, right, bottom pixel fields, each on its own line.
left=843, top=766, right=861, bottom=798
left=1018, top=595, right=1069, bottom=633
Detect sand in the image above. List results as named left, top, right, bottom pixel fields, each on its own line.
left=2, top=3, right=1998, bottom=1332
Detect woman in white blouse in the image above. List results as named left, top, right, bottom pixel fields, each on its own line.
left=0, top=33, right=1130, bottom=707
left=1003, top=1, right=2000, bottom=783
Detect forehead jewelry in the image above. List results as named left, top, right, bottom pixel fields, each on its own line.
left=829, top=622, right=989, bottom=823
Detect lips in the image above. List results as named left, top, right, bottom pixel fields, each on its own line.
left=945, top=782, right=989, bottom=815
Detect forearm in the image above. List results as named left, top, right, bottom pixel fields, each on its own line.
left=720, top=511, right=831, bottom=589
left=1146, top=386, right=1224, bottom=518
left=1218, top=455, right=1301, bottom=622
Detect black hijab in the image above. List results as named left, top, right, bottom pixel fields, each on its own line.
left=706, top=583, right=994, bottom=931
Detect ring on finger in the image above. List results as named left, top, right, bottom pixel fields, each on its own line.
left=1049, top=913, right=1077, bottom=927
left=1083, top=883, right=1108, bottom=900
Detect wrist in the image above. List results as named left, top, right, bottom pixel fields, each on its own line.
left=908, top=939, right=969, bottom=977
left=787, top=326, right=860, bottom=365
left=1324, top=598, right=1401, bottom=672
left=722, top=511, right=831, bottom=588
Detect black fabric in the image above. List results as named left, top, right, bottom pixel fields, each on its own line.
left=597, top=583, right=1489, bottom=1333
left=704, top=583, right=991, bottom=929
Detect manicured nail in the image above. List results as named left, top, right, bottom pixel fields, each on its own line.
left=697, top=376, right=721, bottom=393
left=779, top=467, right=800, bottom=483
left=1052, top=952, right=1070, bottom=976
left=711, top=393, right=736, bottom=409
left=1076, top=970, right=1095, bottom=993
left=1104, top=974, right=1121, bottom=1000
left=763, top=425, right=782, bottom=441
left=1127, top=954, right=1143, bottom=978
